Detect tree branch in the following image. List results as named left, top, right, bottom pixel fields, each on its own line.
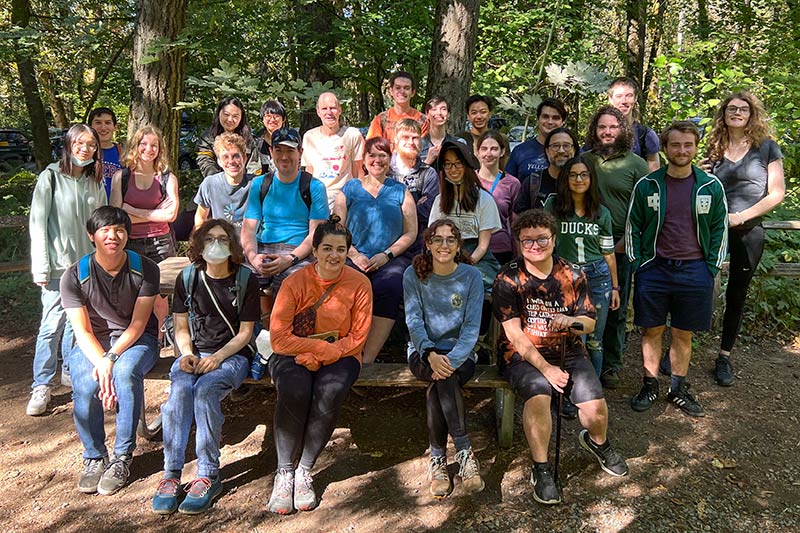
left=82, top=30, right=134, bottom=121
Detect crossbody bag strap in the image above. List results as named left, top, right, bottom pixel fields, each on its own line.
left=199, top=271, right=237, bottom=338
left=311, top=283, right=338, bottom=311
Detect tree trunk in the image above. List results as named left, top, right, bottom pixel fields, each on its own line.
left=642, top=0, right=668, bottom=123
left=294, top=1, right=334, bottom=134
left=426, top=0, right=481, bottom=135
left=624, top=0, right=647, bottom=117
left=129, top=0, right=187, bottom=171
left=11, top=0, right=52, bottom=169
left=40, top=72, right=70, bottom=129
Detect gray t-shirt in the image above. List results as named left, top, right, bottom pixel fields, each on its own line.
left=193, top=172, right=254, bottom=229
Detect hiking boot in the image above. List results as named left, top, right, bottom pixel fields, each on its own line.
left=455, top=447, right=484, bottom=494
left=578, top=429, right=629, bottom=477
left=428, top=455, right=452, bottom=499
left=77, top=457, right=108, bottom=493
left=600, top=368, right=621, bottom=389
left=561, top=396, right=578, bottom=420
left=630, top=378, right=659, bottom=412
left=152, top=477, right=181, bottom=515
left=26, top=385, right=51, bottom=416
left=178, top=477, right=223, bottom=515
left=658, top=353, right=671, bottom=376
left=668, top=382, right=705, bottom=417
left=714, top=356, right=734, bottom=387
left=97, top=454, right=132, bottom=495
left=267, top=468, right=294, bottom=515
left=293, top=466, right=317, bottom=511
left=530, top=463, right=561, bottom=505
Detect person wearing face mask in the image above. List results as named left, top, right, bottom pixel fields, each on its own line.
left=27, top=124, right=108, bottom=416
left=152, top=219, right=260, bottom=515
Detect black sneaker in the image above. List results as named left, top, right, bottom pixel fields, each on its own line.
left=561, top=396, right=578, bottom=420
left=714, top=356, right=734, bottom=387
left=630, top=379, right=659, bottom=412
left=667, top=382, right=705, bottom=417
left=658, top=353, right=671, bottom=376
left=530, top=464, right=561, bottom=505
left=578, top=430, right=629, bottom=477
left=600, top=368, right=622, bottom=389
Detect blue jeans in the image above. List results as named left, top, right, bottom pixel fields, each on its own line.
left=162, top=353, right=249, bottom=478
left=581, top=259, right=612, bottom=375
left=69, top=333, right=159, bottom=459
left=602, top=252, right=632, bottom=373
left=32, top=279, right=74, bottom=388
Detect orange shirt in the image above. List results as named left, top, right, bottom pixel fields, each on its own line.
left=366, top=107, right=429, bottom=149
left=270, top=263, right=373, bottom=365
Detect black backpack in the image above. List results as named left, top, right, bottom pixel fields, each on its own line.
left=259, top=171, right=313, bottom=211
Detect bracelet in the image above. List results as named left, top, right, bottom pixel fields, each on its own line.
left=612, top=286, right=620, bottom=291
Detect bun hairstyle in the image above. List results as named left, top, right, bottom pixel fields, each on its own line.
left=312, top=214, right=352, bottom=249
left=412, top=218, right=473, bottom=281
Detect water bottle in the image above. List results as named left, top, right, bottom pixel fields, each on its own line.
left=249, top=329, right=274, bottom=380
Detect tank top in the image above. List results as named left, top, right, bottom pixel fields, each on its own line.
left=124, top=171, right=170, bottom=239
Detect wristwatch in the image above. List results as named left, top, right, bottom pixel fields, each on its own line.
left=104, top=351, right=120, bottom=362
left=289, top=253, right=301, bottom=266
left=384, top=250, right=395, bottom=261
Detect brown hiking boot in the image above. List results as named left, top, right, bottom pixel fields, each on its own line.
left=429, top=455, right=452, bottom=498
left=455, top=447, right=484, bottom=494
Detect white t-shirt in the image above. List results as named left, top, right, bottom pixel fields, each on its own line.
left=429, top=189, right=501, bottom=240
left=301, top=126, right=365, bottom=208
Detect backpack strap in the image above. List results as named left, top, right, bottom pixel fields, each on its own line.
left=379, top=111, right=388, bottom=134
left=78, top=253, right=94, bottom=284
left=181, top=263, right=198, bottom=342
left=259, top=171, right=313, bottom=212
left=234, top=265, right=251, bottom=315
left=259, top=171, right=275, bottom=205
left=120, top=167, right=132, bottom=200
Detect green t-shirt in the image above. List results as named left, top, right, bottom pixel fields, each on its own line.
left=581, top=150, right=650, bottom=242
left=544, top=197, right=614, bottom=264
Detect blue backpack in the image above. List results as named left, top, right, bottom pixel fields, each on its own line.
left=78, top=250, right=144, bottom=289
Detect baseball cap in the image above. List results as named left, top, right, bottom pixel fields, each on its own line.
left=271, top=127, right=301, bottom=149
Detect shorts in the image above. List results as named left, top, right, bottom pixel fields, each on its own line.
left=256, top=242, right=310, bottom=295
left=502, top=354, right=604, bottom=404
left=633, top=258, right=714, bottom=331
left=127, top=232, right=176, bottom=263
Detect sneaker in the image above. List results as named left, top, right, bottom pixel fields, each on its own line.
left=97, top=454, right=132, bottom=495
left=178, top=477, right=223, bottom=515
left=530, top=463, right=561, bottom=505
left=77, top=457, right=108, bottom=493
left=630, top=379, right=659, bottom=412
left=578, top=429, right=629, bottom=477
left=428, top=456, right=453, bottom=499
left=293, top=467, right=317, bottom=511
left=454, top=447, right=484, bottom=494
left=61, top=366, right=72, bottom=388
left=152, top=478, right=181, bottom=515
left=667, top=382, right=705, bottom=417
left=658, top=353, right=671, bottom=376
left=714, top=356, right=734, bottom=387
left=26, top=385, right=51, bottom=416
left=561, top=396, right=578, bottom=420
left=600, top=368, right=621, bottom=389
left=267, top=468, right=294, bottom=515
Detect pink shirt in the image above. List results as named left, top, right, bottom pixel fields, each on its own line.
left=124, top=172, right=170, bottom=239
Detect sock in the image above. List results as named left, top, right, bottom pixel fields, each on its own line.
left=430, top=445, right=446, bottom=458
left=718, top=353, right=730, bottom=361
left=670, top=374, right=686, bottom=392
left=164, top=470, right=181, bottom=480
left=643, top=376, right=658, bottom=386
left=201, top=473, right=219, bottom=482
left=453, top=435, right=471, bottom=452
left=588, top=433, right=610, bottom=450
left=297, top=462, right=314, bottom=473
left=533, top=461, right=550, bottom=470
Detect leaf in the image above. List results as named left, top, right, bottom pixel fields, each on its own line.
left=697, top=499, right=707, bottom=518
left=712, top=457, right=737, bottom=469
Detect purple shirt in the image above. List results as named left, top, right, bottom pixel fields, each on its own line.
left=656, top=173, right=703, bottom=260
left=479, top=172, right=521, bottom=254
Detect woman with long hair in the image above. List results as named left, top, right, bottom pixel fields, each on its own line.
left=544, top=157, right=619, bottom=377
left=429, top=140, right=501, bottom=289
left=404, top=219, right=485, bottom=498
left=476, top=130, right=520, bottom=265
left=26, top=124, right=107, bottom=415
left=705, top=91, right=785, bottom=386
left=196, top=96, right=261, bottom=177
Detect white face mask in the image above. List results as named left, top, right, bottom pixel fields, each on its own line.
left=71, top=155, right=94, bottom=167
left=202, top=240, right=231, bottom=265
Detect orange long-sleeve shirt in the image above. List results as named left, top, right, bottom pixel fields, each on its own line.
left=270, top=263, right=373, bottom=365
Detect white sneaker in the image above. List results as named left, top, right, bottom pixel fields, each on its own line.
left=26, top=385, right=52, bottom=416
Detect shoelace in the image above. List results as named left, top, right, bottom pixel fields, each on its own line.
left=83, top=458, right=105, bottom=475
left=456, top=450, right=479, bottom=478
left=274, top=469, right=293, bottom=498
left=107, top=458, right=130, bottom=480
left=156, top=478, right=181, bottom=496
left=295, top=469, right=313, bottom=494
left=31, top=388, right=49, bottom=401
left=429, top=457, right=448, bottom=480
left=186, top=477, right=213, bottom=497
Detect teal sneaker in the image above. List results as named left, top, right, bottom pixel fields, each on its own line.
left=151, top=478, right=181, bottom=515
left=177, top=477, right=222, bottom=515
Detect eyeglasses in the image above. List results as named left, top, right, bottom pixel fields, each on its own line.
left=74, top=141, right=98, bottom=151
left=519, top=235, right=553, bottom=250
left=443, top=161, right=464, bottom=170
left=725, top=105, right=750, bottom=115
left=568, top=172, right=590, bottom=181
left=203, top=236, right=231, bottom=245
left=548, top=143, right=574, bottom=152
left=429, top=236, right=458, bottom=246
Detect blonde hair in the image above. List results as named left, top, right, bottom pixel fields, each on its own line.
left=213, top=132, right=247, bottom=157
left=707, top=91, right=774, bottom=163
left=122, top=126, right=169, bottom=173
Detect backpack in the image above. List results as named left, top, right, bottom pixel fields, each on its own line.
left=259, top=170, right=313, bottom=211
left=121, top=167, right=169, bottom=202
left=180, top=263, right=256, bottom=355
left=78, top=250, right=144, bottom=292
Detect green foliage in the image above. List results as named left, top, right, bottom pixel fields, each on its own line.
left=0, top=170, right=36, bottom=217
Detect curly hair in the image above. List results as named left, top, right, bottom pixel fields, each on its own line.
left=187, top=218, right=245, bottom=269
left=213, top=132, right=247, bottom=157
left=512, top=209, right=558, bottom=238
left=412, top=219, right=473, bottom=281
left=121, top=126, right=170, bottom=174
left=553, top=157, right=602, bottom=221
left=585, top=105, right=633, bottom=154
left=706, top=91, right=774, bottom=163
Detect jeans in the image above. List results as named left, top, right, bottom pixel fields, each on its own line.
left=602, top=252, right=632, bottom=373
left=162, top=353, right=249, bottom=478
left=69, top=333, right=159, bottom=459
left=32, top=279, right=74, bottom=388
left=581, top=258, right=612, bottom=376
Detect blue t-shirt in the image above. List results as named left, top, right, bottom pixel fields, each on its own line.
left=244, top=171, right=329, bottom=246
left=632, top=123, right=660, bottom=159
left=506, top=137, right=547, bottom=183
left=101, top=144, right=122, bottom=199
left=342, top=178, right=406, bottom=258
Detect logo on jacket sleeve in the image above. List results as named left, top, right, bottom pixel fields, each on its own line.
left=696, top=195, right=712, bottom=214
left=647, top=193, right=659, bottom=210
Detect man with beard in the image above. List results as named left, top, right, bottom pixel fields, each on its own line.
left=506, top=98, right=568, bottom=184
left=513, top=127, right=579, bottom=213
left=608, top=77, right=660, bottom=172
left=625, top=121, right=727, bottom=416
left=582, top=106, right=649, bottom=389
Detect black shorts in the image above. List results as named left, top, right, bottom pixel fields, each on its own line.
left=502, top=355, right=604, bottom=404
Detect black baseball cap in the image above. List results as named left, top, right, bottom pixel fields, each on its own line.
left=271, top=127, right=301, bottom=149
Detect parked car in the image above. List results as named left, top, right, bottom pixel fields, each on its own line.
left=0, top=129, right=34, bottom=169
left=49, top=128, right=68, bottom=161
left=178, top=123, right=198, bottom=171
left=507, top=125, right=537, bottom=151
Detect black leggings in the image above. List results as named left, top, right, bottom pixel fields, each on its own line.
left=721, top=225, right=765, bottom=352
left=269, top=355, right=360, bottom=470
left=408, top=352, right=475, bottom=449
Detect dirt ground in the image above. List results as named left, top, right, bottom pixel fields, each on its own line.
left=1, top=313, right=799, bottom=533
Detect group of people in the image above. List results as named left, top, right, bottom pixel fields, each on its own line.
left=25, top=69, right=784, bottom=512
